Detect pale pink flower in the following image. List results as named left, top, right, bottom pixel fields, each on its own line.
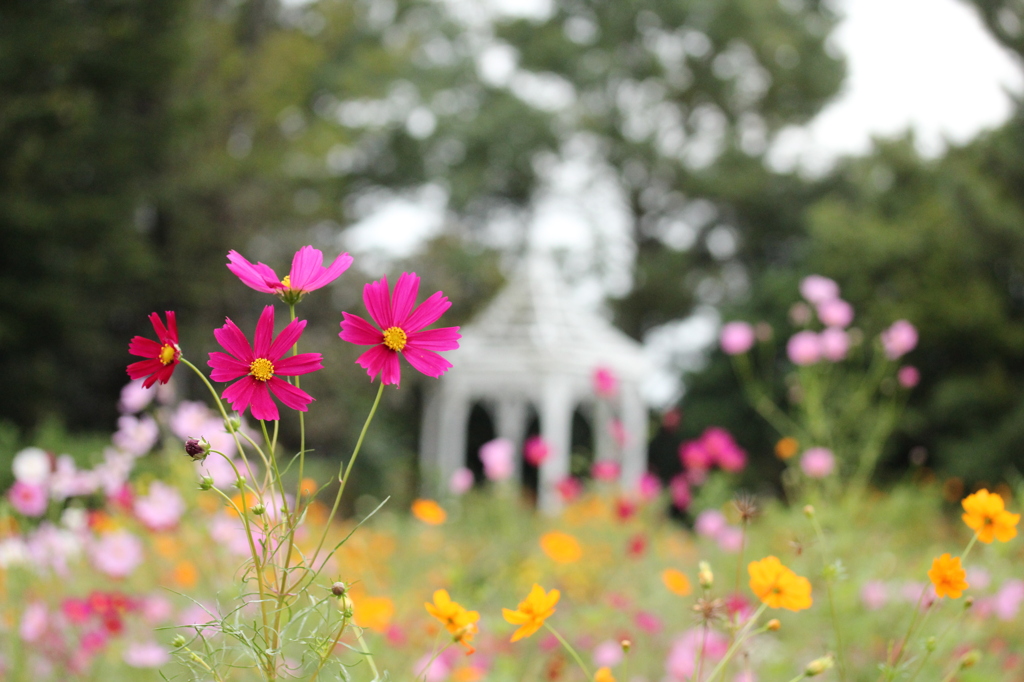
left=118, top=379, right=155, bottom=414
left=448, top=467, right=475, bottom=495
left=20, top=603, right=49, bottom=642
left=634, top=610, right=663, bottom=634
left=637, top=472, right=661, bottom=501
left=479, top=438, right=515, bottom=481
left=134, top=481, right=186, bottom=531
left=50, top=454, right=98, bottom=500
left=26, top=523, right=82, bottom=576
left=995, top=580, right=1024, bottom=620
left=592, top=460, right=620, bottom=482
left=609, top=419, right=628, bottom=449
left=881, top=320, right=918, bottom=359
left=414, top=648, right=456, bottom=682
left=702, top=426, right=747, bottom=472
left=556, top=477, right=583, bottom=502
left=169, top=401, right=212, bottom=441
left=695, top=509, right=728, bottom=539
left=787, top=330, right=821, bottom=365
left=679, top=441, right=712, bottom=471
left=861, top=581, right=888, bottom=610
left=816, top=298, right=854, bottom=327
left=819, top=327, right=849, bottom=362
left=592, top=366, right=619, bottom=398
left=800, top=447, right=836, bottom=478
left=8, top=481, right=47, bottom=517
left=208, top=514, right=259, bottom=556
left=717, top=526, right=745, bottom=553
left=12, top=448, right=51, bottom=486
left=720, top=321, right=755, bottom=355
left=592, top=639, right=624, bottom=668
left=898, top=366, right=920, bottom=388
left=90, top=530, right=144, bottom=578
left=141, top=595, right=175, bottom=625
left=799, top=275, right=840, bottom=304
left=666, top=628, right=729, bottom=680
left=112, top=415, right=159, bottom=456
left=124, top=641, right=171, bottom=668
left=524, top=435, right=550, bottom=467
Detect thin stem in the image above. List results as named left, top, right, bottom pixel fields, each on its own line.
left=704, top=603, right=768, bottom=682
left=695, top=623, right=709, bottom=682
left=181, top=646, right=226, bottom=682
left=785, top=674, right=808, bottom=682
left=310, top=615, right=349, bottom=682
left=880, top=587, right=928, bottom=681
left=353, top=626, right=381, bottom=680
left=544, top=622, right=592, bottom=680
left=417, top=641, right=454, bottom=682
left=960, top=532, right=979, bottom=561
left=809, top=513, right=847, bottom=682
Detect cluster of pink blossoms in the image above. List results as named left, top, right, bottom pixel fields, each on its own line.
left=667, top=427, right=748, bottom=512
left=126, top=246, right=462, bottom=423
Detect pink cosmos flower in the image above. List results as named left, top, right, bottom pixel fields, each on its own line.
left=816, top=298, right=854, bottom=328
left=556, top=477, right=583, bottom=502
left=995, top=580, right=1024, bottom=620
left=861, top=581, right=888, bottom=610
left=479, top=438, right=515, bottom=481
left=112, top=415, right=159, bottom=456
left=90, top=530, right=144, bottom=578
left=591, top=460, right=620, bottom=482
left=20, top=603, right=49, bottom=642
left=634, top=610, right=663, bottom=634
left=799, top=275, right=840, bottom=304
left=717, top=526, right=745, bottom=553
left=720, top=321, right=755, bottom=355
left=787, top=330, right=822, bottom=365
left=881, top=319, right=918, bottom=359
left=665, top=628, right=729, bottom=680
left=8, top=481, right=48, bottom=517
left=609, top=419, right=628, bottom=448
left=593, top=640, right=624, bottom=668
left=117, top=379, right=154, bottom=415
left=524, top=435, right=550, bottom=467
left=701, top=426, right=747, bottom=472
left=669, top=473, right=691, bottom=511
left=123, top=642, right=171, bottom=668
left=339, top=273, right=461, bottom=386
left=819, top=327, right=849, bottom=362
left=592, top=366, right=619, bottom=398
left=208, top=305, right=322, bottom=421
left=801, top=447, right=836, bottom=478
left=226, top=245, right=353, bottom=299
left=695, top=509, right=728, bottom=539
left=898, top=366, right=920, bottom=388
left=133, top=481, right=186, bottom=531
left=127, top=312, right=181, bottom=388
left=679, top=441, right=712, bottom=471
left=449, top=467, right=475, bottom=495
left=637, top=472, right=661, bottom=500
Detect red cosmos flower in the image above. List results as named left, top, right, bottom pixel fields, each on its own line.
left=227, top=246, right=353, bottom=303
left=208, top=306, right=323, bottom=421
left=339, top=273, right=460, bottom=386
left=127, top=312, right=180, bottom=388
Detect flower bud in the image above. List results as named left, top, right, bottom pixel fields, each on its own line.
left=184, top=437, right=210, bottom=461
left=959, top=650, right=981, bottom=669
left=337, top=594, right=354, bottom=618
left=620, top=639, right=632, bottom=653
left=198, top=475, right=214, bottom=491
left=767, top=619, right=781, bottom=632
left=925, top=636, right=936, bottom=652
left=698, top=561, right=714, bottom=589
left=171, top=634, right=187, bottom=649
left=964, top=596, right=974, bottom=609
left=331, top=581, right=347, bottom=597
left=224, top=414, right=241, bottom=433
left=805, top=654, right=835, bottom=677
left=251, top=503, right=266, bottom=515
left=803, top=505, right=815, bottom=518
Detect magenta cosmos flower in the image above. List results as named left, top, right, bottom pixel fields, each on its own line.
left=208, top=306, right=323, bottom=421
left=226, top=246, right=353, bottom=303
left=339, top=273, right=461, bottom=386
left=127, top=312, right=180, bottom=388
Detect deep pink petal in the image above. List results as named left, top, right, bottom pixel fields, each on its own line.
left=390, top=272, right=420, bottom=327
left=150, top=363, right=177, bottom=387
left=269, top=318, right=306, bottom=361
left=165, top=311, right=178, bottom=343
left=222, top=377, right=257, bottom=413
left=227, top=251, right=280, bottom=293
left=287, top=246, right=323, bottom=292
left=129, top=336, right=162, bottom=358
left=303, top=252, right=353, bottom=291
left=362, top=276, right=392, bottom=329
left=381, top=350, right=402, bottom=386
left=253, top=306, right=275, bottom=358
left=148, top=312, right=168, bottom=341
left=354, top=345, right=391, bottom=382
left=402, top=346, right=453, bottom=378
left=208, top=352, right=251, bottom=382
left=127, top=358, right=162, bottom=380
left=402, top=291, right=451, bottom=332
left=275, top=353, right=323, bottom=376
left=267, top=377, right=314, bottom=411
left=248, top=382, right=280, bottom=421
left=214, top=318, right=254, bottom=362
left=339, top=313, right=383, bottom=346
left=405, top=327, right=461, bottom=351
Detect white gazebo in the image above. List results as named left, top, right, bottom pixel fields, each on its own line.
left=418, top=253, right=650, bottom=511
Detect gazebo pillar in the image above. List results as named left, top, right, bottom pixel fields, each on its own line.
left=493, top=397, right=528, bottom=474
left=620, top=384, right=647, bottom=490
left=433, top=388, right=470, bottom=495
left=538, top=377, right=573, bottom=513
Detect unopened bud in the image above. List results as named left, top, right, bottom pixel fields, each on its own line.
left=803, top=505, right=815, bottom=518
left=964, top=596, right=974, bottom=608
left=620, top=639, right=632, bottom=653
left=184, top=437, right=210, bottom=461
left=331, top=581, right=347, bottom=597
left=925, top=636, right=936, bottom=652
left=767, top=619, right=781, bottom=632
left=698, top=561, right=714, bottom=589
left=805, top=654, right=835, bottom=677
left=251, top=503, right=266, bottom=515
left=224, top=415, right=241, bottom=433
left=337, top=594, right=354, bottom=617
left=959, top=650, right=981, bottom=669
left=171, top=634, right=187, bottom=649
left=198, top=475, right=214, bottom=491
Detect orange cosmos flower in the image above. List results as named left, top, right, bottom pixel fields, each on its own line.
left=353, top=595, right=394, bottom=632
left=412, top=499, right=447, bottom=525
left=775, top=437, right=799, bottom=460
left=503, top=584, right=561, bottom=642
left=594, top=667, right=616, bottom=682
left=540, top=531, right=582, bottom=563
left=961, top=489, right=1019, bottom=543
left=425, top=589, right=480, bottom=654
left=661, top=568, right=693, bottom=596
left=748, top=556, right=813, bottom=612
left=928, top=553, right=969, bottom=599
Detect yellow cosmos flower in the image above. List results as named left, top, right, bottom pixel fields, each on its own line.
left=353, top=595, right=394, bottom=632
left=502, top=583, right=560, bottom=642
left=594, top=667, right=616, bottom=682
left=425, top=589, right=480, bottom=654
left=661, top=568, right=693, bottom=596
left=928, top=553, right=969, bottom=599
left=748, top=556, right=812, bottom=612
left=540, top=531, right=583, bottom=563
left=412, top=499, right=447, bottom=525
left=961, top=489, right=1020, bottom=543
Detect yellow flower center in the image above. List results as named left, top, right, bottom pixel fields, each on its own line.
left=280, top=275, right=292, bottom=289
left=382, top=326, right=408, bottom=352
left=249, top=358, right=275, bottom=381
left=159, top=344, right=176, bottom=366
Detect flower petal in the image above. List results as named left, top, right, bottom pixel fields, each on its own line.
left=226, top=250, right=280, bottom=293
left=354, top=346, right=390, bottom=382
left=248, top=382, right=280, bottom=421
left=381, top=349, right=402, bottom=386
left=390, top=272, right=420, bottom=327
left=222, top=377, right=256, bottom=413
left=129, top=336, right=163, bottom=358
left=340, top=313, right=383, bottom=346
left=363, top=276, right=392, bottom=329
left=208, top=352, right=251, bottom=382
left=287, top=246, right=323, bottom=292
left=253, top=306, right=275, bottom=358
left=164, top=311, right=178, bottom=343
left=274, top=353, right=323, bottom=376
left=269, top=318, right=306, bottom=361
left=127, top=358, right=162, bottom=381
left=406, top=327, right=461, bottom=351
left=214, top=318, right=254, bottom=362
left=267, top=377, right=314, bottom=411
left=403, top=291, right=452, bottom=332
left=402, top=345, right=453, bottom=379
left=303, top=251, right=353, bottom=291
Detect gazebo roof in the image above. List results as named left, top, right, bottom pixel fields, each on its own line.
left=451, top=254, right=649, bottom=382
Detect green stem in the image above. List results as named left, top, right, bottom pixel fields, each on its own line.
left=785, top=674, right=808, bottom=682
left=353, top=626, right=381, bottom=680
left=960, top=533, right=979, bottom=561
left=880, top=587, right=929, bottom=681
left=704, top=603, right=769, bottom=682
left=809, top=513, right=847, bottom=682
left=544, top=622, right=592, bottom=680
